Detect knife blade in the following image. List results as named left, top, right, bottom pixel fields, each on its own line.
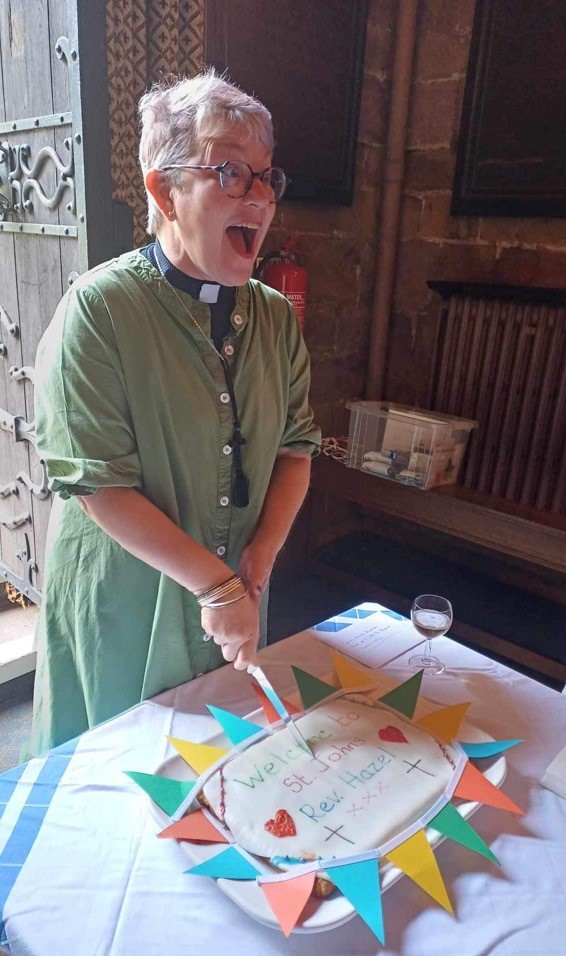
left=247, top=663, right=313, bottom=756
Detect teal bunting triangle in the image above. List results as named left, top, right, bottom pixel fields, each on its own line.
left=125, top=771, right=194, bottom=816
left=291, top=666, right=336, bottom=709
left=185, top=845, right=260, bottom=880
left=378, top=669, right=424, bottom=719
left=458, top=739, right=523, bottom=759
left=327, top=858, right=384, bottom=943
left=206, top=705, right=263, bottom=745
left=428, top=801, right=499, bottom=864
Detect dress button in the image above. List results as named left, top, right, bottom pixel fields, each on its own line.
left=224, top=344, right=234, bottom=356
left=219, top=495, right=230, bottom=507
left=223, top=444, right=232, bottom=455
left=233, top=314, right=243, bottom=326
left=202, top=632, right=212, bottom=642
left=220, top=392, right=230, bottom=404
left=196, top=672, right=204, bottom=678
left=216, top=545, right=226, bottom=556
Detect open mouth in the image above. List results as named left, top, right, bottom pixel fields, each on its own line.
left=225, top=223, right=260, bottom=258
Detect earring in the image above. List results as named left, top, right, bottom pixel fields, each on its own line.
left=168, top=207, right=175, bottom=219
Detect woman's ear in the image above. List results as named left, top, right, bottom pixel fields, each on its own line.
left=145, top=169, right=176, bottom=220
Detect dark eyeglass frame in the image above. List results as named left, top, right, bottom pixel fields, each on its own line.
left=160, top=160, right=288, bottom=203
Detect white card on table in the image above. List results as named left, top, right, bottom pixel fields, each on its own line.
left=311, top=602, right=424, bottom=669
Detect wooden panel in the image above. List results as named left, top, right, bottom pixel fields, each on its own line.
left=310, top=456, right=566, bottom=574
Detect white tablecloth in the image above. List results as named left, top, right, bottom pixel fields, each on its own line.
left=1, top=617, right=566, bottom=956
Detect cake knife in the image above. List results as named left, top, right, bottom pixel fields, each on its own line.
left=247, top=663, right=313, bottom=756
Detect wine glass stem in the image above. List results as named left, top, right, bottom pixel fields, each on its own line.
left=424, top=639, right=432, bottom=663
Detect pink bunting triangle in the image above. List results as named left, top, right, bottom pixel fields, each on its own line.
left=158, top=809, right=229, bottom=843
left=260, top=871, right=316, bottom=936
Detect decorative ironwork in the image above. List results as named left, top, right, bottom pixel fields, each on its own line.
left=0, top=305, right=18, bottom=337
left=16, top=463, right=50, bottom=500
left=0, top=112, right=72, bottom=135
left=9, top=365, right=35, bottom=385
left=0, top=136, right=75, bottom=218
left=0, top=406, right=35, bottom=445
left=0, top=511, right=31, bottom=531
left=0, top=532, right=41, bottom=604
left=0, top=221, right=78, bottom=236
left=0, top=481, right=18, bottom=497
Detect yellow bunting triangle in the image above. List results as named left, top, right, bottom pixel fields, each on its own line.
left=417, top=702, right=471, bottom=743
left=385, top=829, right=453, bottom=913
left=168, top=737, right=228, bottom=775
left=331, top=651, right=377, bottom=690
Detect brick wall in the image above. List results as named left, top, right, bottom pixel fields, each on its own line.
left=264, top=0, right=397, bottom=438
left=272, top=0, right=566, bottom=433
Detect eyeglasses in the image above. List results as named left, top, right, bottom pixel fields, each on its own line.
left=161, top=160, right=288, bottom=203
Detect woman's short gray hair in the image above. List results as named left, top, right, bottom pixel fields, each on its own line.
left=138, top=69, right=274, bottom=235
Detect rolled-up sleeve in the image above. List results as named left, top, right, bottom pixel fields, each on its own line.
left=279, top=307, right=322, bottom=457
left=35, top=284, right=142, bottom=500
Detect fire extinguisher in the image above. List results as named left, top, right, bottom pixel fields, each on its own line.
left=256, top=241, right=307, bottom=329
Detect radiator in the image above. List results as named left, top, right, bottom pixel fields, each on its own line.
left=428, top=283, right=566, bottom=514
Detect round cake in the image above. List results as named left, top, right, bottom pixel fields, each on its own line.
left=202, top=690, right=459, bottom=866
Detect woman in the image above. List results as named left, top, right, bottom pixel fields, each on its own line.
left=29, top=70, right=321, bottom=755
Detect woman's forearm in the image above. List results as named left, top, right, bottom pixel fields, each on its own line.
left=253, top=452, right=312, bottom=556
left=78, top=487, right=230, bottom=593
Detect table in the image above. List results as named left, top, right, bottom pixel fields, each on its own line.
left=1, top=605, right=566, bottom=956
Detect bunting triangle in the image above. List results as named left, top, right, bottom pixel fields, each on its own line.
left=385, top=829, right=453, bottom=913
left=260, top=871, right=316, bottom=937
left=459, top=739, right=522, bottom=759
left=331, top=651, right=377, bottom=690
left=206, top=705, right=262, bottom=745
left=168, top=737, right=228, bottom=776
left=428, top=801, right=498, bottom=864
left=378, top=669, right=424, bottom=719
left=185, top=845, right=260, bottom=880
left=291, top=666, right=336, bottom=709
left=158, top=809, right=229, bottom=844
left=251, top=683, right=300, bottom=724
left=417, top=702, right=471, bottom=743
left=326, top=859, right=385, bottom=943
left=454, top=762, right=524, bottom=815
left=125, top=771, right=194, bottom=816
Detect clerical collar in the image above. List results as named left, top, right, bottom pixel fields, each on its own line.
left=154, top=240, right=233, bottom=304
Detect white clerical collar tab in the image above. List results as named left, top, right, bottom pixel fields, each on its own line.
left=199, top=283, right=220, bottom=304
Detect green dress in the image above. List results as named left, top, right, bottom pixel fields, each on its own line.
left=29, top=250, right=321, bottom=755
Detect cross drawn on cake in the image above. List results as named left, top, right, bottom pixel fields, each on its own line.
left=323, top=824, right=355, bottom=845
left=347, top=802, right=364, bottom=817
left=402, top=757, right=435, bottom=777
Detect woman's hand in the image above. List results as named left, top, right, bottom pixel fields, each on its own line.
left=201, top=592, right=260, bottom=670
left=237, top=540, right=277, bottom=602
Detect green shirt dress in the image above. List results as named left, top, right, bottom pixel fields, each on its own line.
left=29, top=250, right=321, bottom=755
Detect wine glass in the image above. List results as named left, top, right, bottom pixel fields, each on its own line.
left=408, top=594, right=453, bottom=676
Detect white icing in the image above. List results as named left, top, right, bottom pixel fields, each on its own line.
left=203, top=693, right=459, bottom=861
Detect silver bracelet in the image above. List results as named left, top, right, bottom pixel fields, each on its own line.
left=206, top=587, right=249, bottom=608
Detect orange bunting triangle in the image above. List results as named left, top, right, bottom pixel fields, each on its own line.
left=158, top=809, right=229, bottom=844
left=454, top=761, right=524, bottom=815
left=385, top=829, right=453, bottom=913
left=168, top=737, right=228, bottom=775
left=417, top=702, right=471, bottom=743
left=331, top=651, right=377, bottom=690
left=251, top=683, right=300, bottom=724
left=260, top=871, right=316, bottom=937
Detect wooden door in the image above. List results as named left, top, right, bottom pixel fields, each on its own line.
left=0, top=0, right=132, bottom=603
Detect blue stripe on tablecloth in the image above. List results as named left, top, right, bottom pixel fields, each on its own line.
left=0, top=765, right=27, bottom=822
left=0, top=741, right=78, bottom=946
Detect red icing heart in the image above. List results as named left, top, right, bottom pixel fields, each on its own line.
left=379, top=725, right=408, bottom=743
left=264, top=809, right=297, bottom=838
